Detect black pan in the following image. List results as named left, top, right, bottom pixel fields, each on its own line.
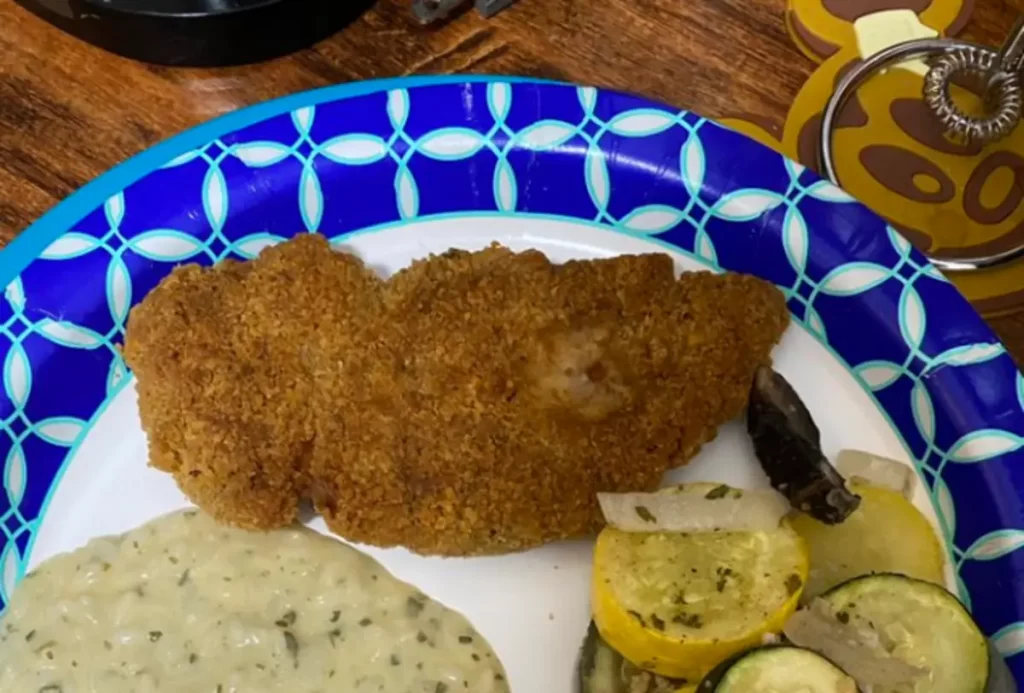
left=13, top=0, right=374, bottom=66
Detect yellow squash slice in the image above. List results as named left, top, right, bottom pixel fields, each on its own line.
left=788, top=481, right=946, bottom=601
left=591, top=483, right=809, bottom=682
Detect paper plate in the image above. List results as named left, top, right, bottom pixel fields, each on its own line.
left=0, top=76, right=1021, bottom=687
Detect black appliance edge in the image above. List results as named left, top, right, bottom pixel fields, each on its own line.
left=13, top=0, right=376, bottom=67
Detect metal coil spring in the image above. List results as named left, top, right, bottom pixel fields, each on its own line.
left=923, top=46, right=1023, bottom=144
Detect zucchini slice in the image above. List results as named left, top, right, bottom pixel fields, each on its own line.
left=817, top=574, right=990, bottom=693
left=696, top=645, right=859, bottom=692
left=987, top=636, right=1020, bottom=693
left=577, top=622, right=691, bottom=693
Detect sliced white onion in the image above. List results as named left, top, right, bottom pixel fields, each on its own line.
left=597, top=485, right=790, bottom=533
left=836, top=449, right=917, bottom=499
left=784, top=600, right=927, bottom=690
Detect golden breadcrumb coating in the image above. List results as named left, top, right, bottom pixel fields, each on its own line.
left=124, top=235, right=789, bottom=555
left=124, top=235, right=382, bottom=529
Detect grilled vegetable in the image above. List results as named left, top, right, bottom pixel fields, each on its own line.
left=835, top=449, right=916, bottom=499
left=577, top=622, right=693, bottom=693
left=747, top=366, right=860, bottom=524
left=597, top=485, right=789, bottom=533
left=797, top=574, right=994, bottom=693
left=591, top=484, right=808, bottom=681
left=986, top=636, right=1020, bottom=693
left=695, top=645, right=859, bottom=693
left=789, top=480, right=945, bottom=600
left=784, top=598, right=928, bottom=690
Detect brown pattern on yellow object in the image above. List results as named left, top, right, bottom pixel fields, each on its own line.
left=787, top=9, right=841, bottom=61
left=732, top=34, right=1024, bottom=316
left=942, top=0, right=975, bottom=38
left=859, top=145, right=957, bottom=204
left=831, top=61, right=872, bottom=127
left=820, top=0, right=931, bottom=22
left=796, top=113, right=824, bottom=169
left=817, top=68, right=1024, bottom=269
left=929, top=228, right=1024, bottom=261
left=785, top=0, right=971, bottom=62
left=794, top=59, right=871, bottom=167
left=962, top=152, right=1024, bottom=226
left=725, top=0, right=1024, bottom=317
left=888, top=99, right=983, bottom=156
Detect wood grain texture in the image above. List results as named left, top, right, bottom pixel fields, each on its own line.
left=0, top=0, right=1021, bottom=361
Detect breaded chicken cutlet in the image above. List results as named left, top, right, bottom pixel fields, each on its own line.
left=123, top=234, right=790, bottom=556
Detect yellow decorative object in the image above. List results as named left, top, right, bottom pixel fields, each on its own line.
left=785, top=0, right=972, bottom=63
left=724, top=2, right=1024, bottom=316
left=854, top=9, right=937, bottom=75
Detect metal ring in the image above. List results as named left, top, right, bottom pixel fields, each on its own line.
left=818, top=38, right=1024, bottom=272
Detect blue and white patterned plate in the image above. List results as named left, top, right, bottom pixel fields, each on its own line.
left=1, top=76, right=1022, bottom=687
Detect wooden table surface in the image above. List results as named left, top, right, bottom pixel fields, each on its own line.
left=1, top=0, right=1022, bottom=359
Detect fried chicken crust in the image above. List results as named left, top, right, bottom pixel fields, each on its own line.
left=124, top=237, right=790, bottom=555
left=123, top=235, right=383, bottom=530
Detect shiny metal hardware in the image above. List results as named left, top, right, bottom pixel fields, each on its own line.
left=412, top=0, right=518, bottom=24
left=924, top=17, right=1023, bottom=145
left=819, top=19, right=1024, bottom=271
